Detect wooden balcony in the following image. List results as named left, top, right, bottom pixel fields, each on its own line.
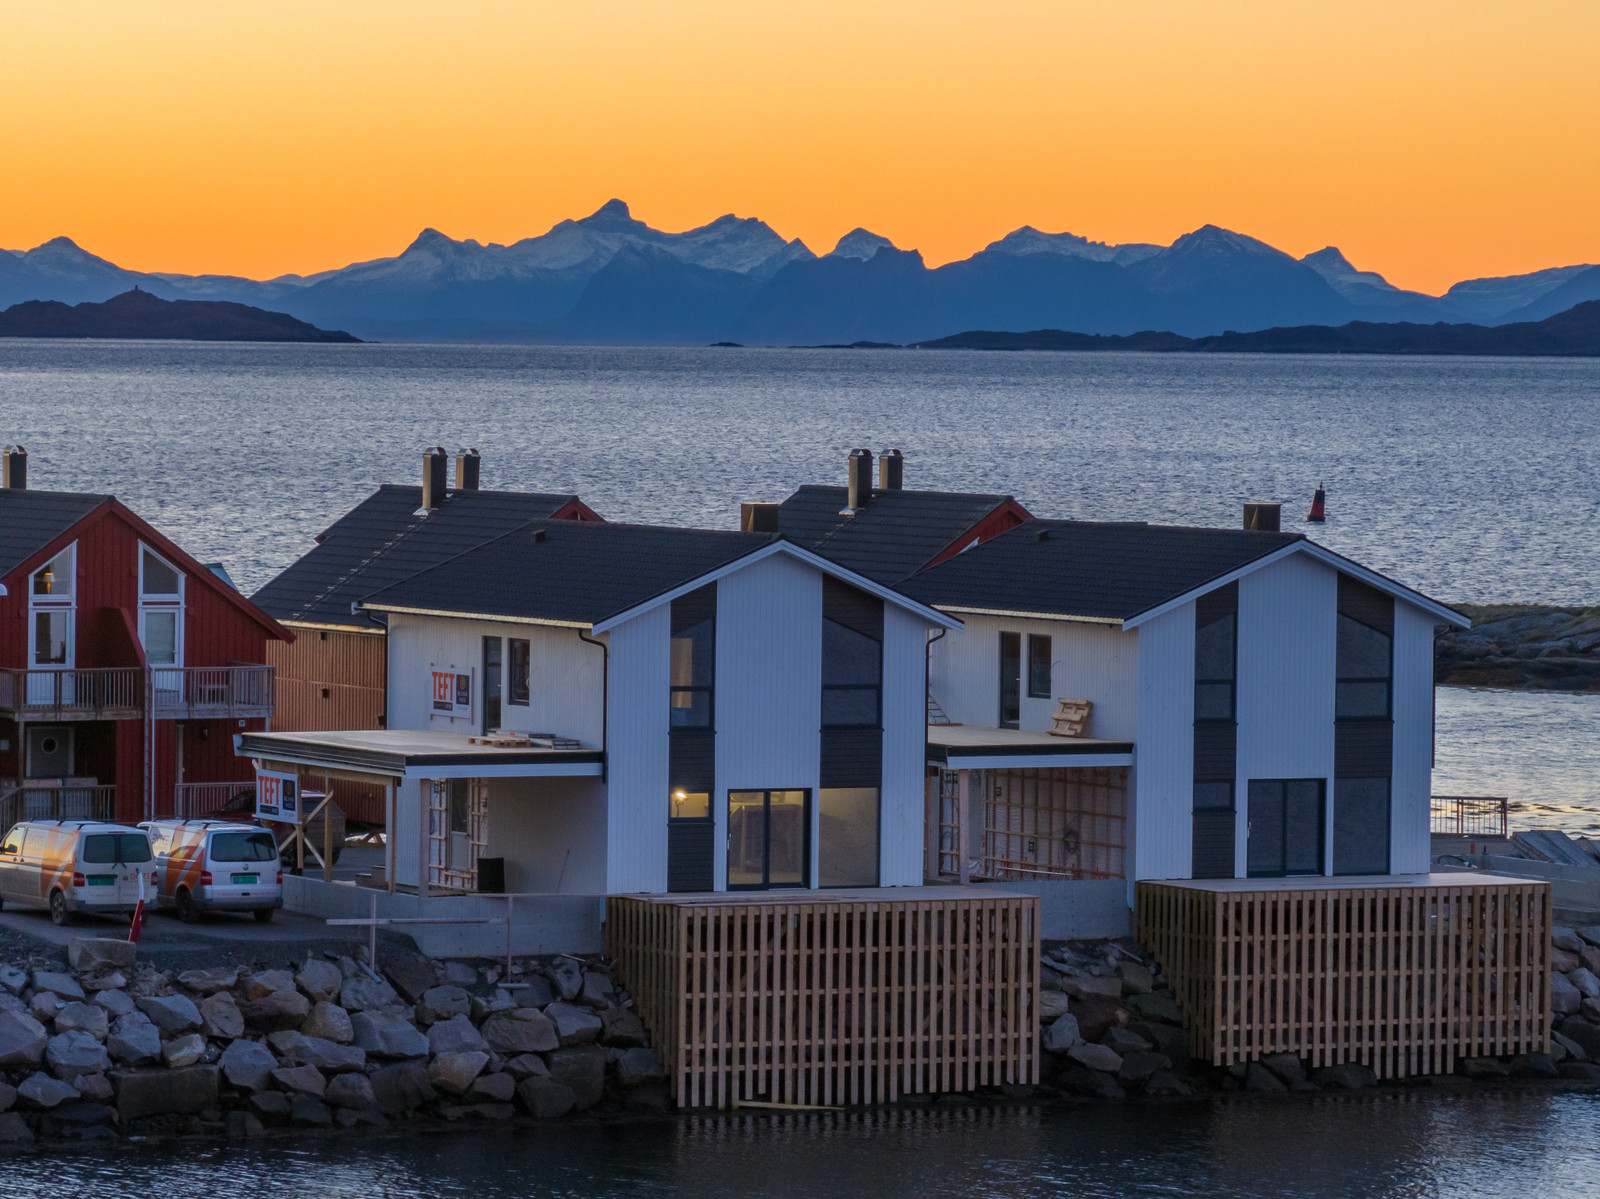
left=0, top=784, right=117, bottom=827
left=0, top=668, right=143, bottom=720
left=149, top=665, right=275, bottom=720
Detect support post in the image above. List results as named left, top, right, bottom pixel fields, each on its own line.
left=385, top=781, right=396, bottom=894
left=957, top=769, right=970, bottom=886
left=323, top=790, right=334, bottom=883
left=418, top=778, right=430, bottom=901
left=369, top=890, right=378, bottom=968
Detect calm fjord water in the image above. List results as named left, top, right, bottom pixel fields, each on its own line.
left=2, top=341, right=1600, bottom=1190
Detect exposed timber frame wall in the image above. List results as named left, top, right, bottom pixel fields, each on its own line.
left=1135, top=877, right=1551, bottom=1080
left=606, top=890, right=1040, bottom=1108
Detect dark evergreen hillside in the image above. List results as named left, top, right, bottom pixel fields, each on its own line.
left=0, top=288, right=360, bottom=342
left=914, top=299, right=1600, bottom=356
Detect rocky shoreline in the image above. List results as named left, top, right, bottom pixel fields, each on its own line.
left=1437, top=604, right=1600, bottom=692
left=0, top=925, right=1590, bottom=1152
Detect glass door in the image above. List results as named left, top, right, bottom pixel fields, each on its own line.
left=1247, top=779, right=1326, bottom=877
left=482, top=637, right=503, bottom=734
left=727, top=789, right=810, bottom=889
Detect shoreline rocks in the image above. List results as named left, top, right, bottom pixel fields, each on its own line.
left=1437, top=604, right=1600, bottom=692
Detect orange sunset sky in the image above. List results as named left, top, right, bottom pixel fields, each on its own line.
left=2, top=0, right=1596, bottom=294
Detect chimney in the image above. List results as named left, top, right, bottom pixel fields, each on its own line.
left=845, top=448, right=874, bottom=512
left=878, top=448, right=903, bottom=490
left=421, top=446, right=449, bottom=510
left=455, top=448, right=481, bottom=491
left=1243, top=502, right=1281, bottom=532
left=2, top=446, right=24, bottom=490
left=740, top=502, right=780, bottom=533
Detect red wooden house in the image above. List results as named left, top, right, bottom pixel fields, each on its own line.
left=0, top=448, right=291, bottom=826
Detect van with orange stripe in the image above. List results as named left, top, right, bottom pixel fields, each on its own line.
left=140, top=820, right=282, bottom=923
left=0, top=821, right=156, bottom=926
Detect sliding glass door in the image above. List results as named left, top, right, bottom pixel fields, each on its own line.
left=1246, top=779, right=1325, bottom=877
left=727, top=790, right=809, bottom=889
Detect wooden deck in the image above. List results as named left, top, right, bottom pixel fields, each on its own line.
left=1136, top=874, right=1551, bottom=1079
left=606, top=888, right=1039, bottom=1108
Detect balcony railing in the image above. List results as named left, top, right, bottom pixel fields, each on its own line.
left=0, top=668, right=144, bottom=720
left=0, top=665, right=274, bottom=721
left=0, top=785, right=117, bottom=829
left=173, top=781, right=256, bottom=820
left=1431, top=794, right=1510, bottom=840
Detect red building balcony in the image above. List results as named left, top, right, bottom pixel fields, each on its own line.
left=0, top=665, right=274, bottom=722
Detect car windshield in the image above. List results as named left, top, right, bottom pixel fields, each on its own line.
left=80, top=833, right=153, bottom=865
left=210, top=832, right=279, bottom=863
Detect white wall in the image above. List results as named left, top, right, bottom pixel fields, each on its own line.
left=385, top=613, right=604, bottom=745
left=1236, top=553, right=1338, bottom=874
left=931, top=613, right=1138, bottom=740
left=487, top=776, right=608, bottom=894
left=1391, top=601, right=1437, bottom=873
left=881, top=604, right=929, bottom=886
left=715, top=553, right=823, bottom=889
left=604, top=606, right=670, bottom=893
left=1131, top=602, right=1190, bottom=883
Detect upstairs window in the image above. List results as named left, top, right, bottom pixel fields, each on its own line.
left=999, top=632, right=1021, bottom=728
left=141, top=547, right=181, bottom=597
left=29, top=546, right=75, bottom=668
left=1027, top=634, right=1052, bottom=700
left=139, top=545, right=184, bottom=669
left=822, top=618, right=882, bottom=727
left=1194, top=612, right=1236, bottom=720
left=31, top=547, right=74, bottom=598
left=1336, top=613, right=1392, bottom=718
left=670, top=585, right=717, bottom=730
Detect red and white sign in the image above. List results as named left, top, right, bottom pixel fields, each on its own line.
left=431, top=668, right=472, bottom=715
left=256, top=770, right=300, bottom=824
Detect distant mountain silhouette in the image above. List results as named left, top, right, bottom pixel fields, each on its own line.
left=914, top=299, right=1600, bottom=356
left=0, top=288, right=360, bottom=341
left=4, top=201, right=1597, bottom=344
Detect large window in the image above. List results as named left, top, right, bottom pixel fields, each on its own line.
left=999, top=632, right=1021, bottom=728
left=508, top=638, right=531, bottom=706
left=1336, top=613, right=1392, bottom=719
left=822, top=618, right=881, bottom=727
left=1027, top=634, right=1052, bottom=699
left=819, top=787, right=879, bottom=887
left=139, top=545, right=184, bottom=669
left=1333, top=778, right=1390, bottom=875
left=670, top=618, right=714, bottom=727
left=1194, top=611, right=1236, bottom=721
left=29, top=546, right=75, bottom=668
left=1247, top=779, right=1325, bottom=878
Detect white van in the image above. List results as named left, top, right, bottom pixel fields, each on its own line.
left=0, top=820, right=156, bottom=925
left=140, top=820, right=282, bottom=923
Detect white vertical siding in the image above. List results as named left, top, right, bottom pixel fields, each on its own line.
left=715, top=554, right=823, bottom=889
left=394, top=778, right=424, bottom=888
left=1132, top=602, right=1189, bottom=882
left=486, top=777, right=608, bottom=893
left=604, top=607, right=670, bottom=893
left=1236, top=554, right=1337, bottom=874
left=880, top=604, right=928, bottom=887
left=1391, top=601, right=1438, bottom=873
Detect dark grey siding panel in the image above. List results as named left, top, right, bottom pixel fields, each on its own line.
left=1337, top=574, right=1394, bottom=634
left=1193, top=722, right=1237, bottom=782
left=671, top=583, right=717, bottom=634
left=668, top=730, right=715, bottom=792
left=1335, top=720, right=1393, bottom=777
left=821, top=727, right=883, bottom=789
left=1196, top=580, right=1239, bottom=626
left=822, top=576, right=884, bottom=640
left=1192, top=811, right=1236, bottom=879
left=667, top=823, right=714, bottom=892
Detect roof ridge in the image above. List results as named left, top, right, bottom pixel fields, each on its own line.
left=353, top=518, right=555, bottom=610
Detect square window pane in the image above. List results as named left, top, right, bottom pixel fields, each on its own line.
left=1336, top=681, right=1390, bottom=719
left=822, top=686, right=878, bottom=727
left=670, top=689, right=711, bottom=728
left=1193, top=781, right=1234, bottom=811
left=1194, top=682, right=1234, bottom=720
left=669, top=789, right=710, bottom=820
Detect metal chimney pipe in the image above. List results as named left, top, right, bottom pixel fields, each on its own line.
left=879, top=448, right=903, bottom=490
left=846, top=448, right=874, bottom=511
left=455, top=448, right=481, bottom=491
left=1242, top=502, right=1281, bottom=532
left=422, top=447, right=449, bottom=509
left=2, top=446, right=25, bottom=490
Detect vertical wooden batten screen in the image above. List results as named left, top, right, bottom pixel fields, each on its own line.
left=1136, top=877, right=1550, bottom=1079
left=606, top=889, right=1040, bottom=1108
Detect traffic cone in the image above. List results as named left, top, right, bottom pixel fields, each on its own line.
left=1306, top=482, right=1326, bottom=523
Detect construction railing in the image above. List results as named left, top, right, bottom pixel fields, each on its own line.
left=1431, top=795, right=1510, bottom=840
left=0, top=785, right=117, bottom=828
left=0, top=668, right=144, bottom=720
left=149, top=665, right=275, bottom=720
left=173, top=781, right=255, bottom=820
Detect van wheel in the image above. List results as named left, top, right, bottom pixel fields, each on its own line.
left=253, top=908, right=273, bottom=924
left=48, top=890, right=70, bottom=926
left=175, top=888, right=199, bottom=924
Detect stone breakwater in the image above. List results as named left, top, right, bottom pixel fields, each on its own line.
left=1437, top=605, right=1600, bottom=692
left=0, top=938, right=666, bottom=1147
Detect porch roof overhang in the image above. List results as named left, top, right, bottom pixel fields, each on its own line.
left=927, top=725, right=1134, bottom=771
left=234, top=729, right=604, bottom=781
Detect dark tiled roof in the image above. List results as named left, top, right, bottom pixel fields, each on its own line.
left=359, top=519, right=778, bottom=627
left=901, top=519, right=1305, bottom=622
left=776, top=485, right=1016, bottom=584
left=251, top=485, right=587, bottom=626
left=0, top=489, right=109, bottom=580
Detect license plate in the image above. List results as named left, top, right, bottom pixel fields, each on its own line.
left=231, top=874, right=259, bottom=885
left=87, top=876, right=115, bottom=886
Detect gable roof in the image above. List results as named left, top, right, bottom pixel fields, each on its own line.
left=901, top=519, right=1466, bottom=627
left=775, top=485, right=1027, bottom=583
left=0, top=489, right=110, bottom=583
left=357, top=518, right=961, bottom=632
left=251, top=484, right=595, bottom=628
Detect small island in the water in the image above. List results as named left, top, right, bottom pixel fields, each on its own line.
left=0, top=287, right=360, bottom=342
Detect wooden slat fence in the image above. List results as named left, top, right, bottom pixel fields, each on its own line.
left=606, top=891, right=1039, bottom=1108
left=1136, top=879, right=1550, bottom=1079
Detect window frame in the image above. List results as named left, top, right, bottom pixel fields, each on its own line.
left=998, top=631, right=1021, bottom=729
left=670, top=617, right=715, bottom=730
left=1193, top=611, right=1237, bottom=722
left=821, top=615, right=882, bottom=730
left=137, top=543, right=185, bottom=670
left=1026, top=634, right=1052, bottom=700
left=1335, top=611, right=1393, bottom=721
left=508, top=637, right=531, bottom=706
left=28, top=544, right=76, bottom=669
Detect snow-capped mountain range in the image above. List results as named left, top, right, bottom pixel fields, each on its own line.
left=3, top=200, right=1596, bottom=344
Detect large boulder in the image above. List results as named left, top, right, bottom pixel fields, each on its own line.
left=68, top=938, right=137, bottom=973
left=427, top=1014, right=487, bottom=1056
left=1070, top=996, right=1130, bottom=1043
left=516, top=1075, right=575, bottom=1119
left=245, top=970, right=296, bottom=1000
left=17, top=1072, right=78, bottom=1109
left=1126, top=991, right=1184, bottom=1025
left=295, top=959, right=344, bottom=1004
left=1572, top=968, right=1600, bottom=1000
left=113, top=1066, right=219, bottom=1119
left=579, top=972, right=616, bottom=1009
left=177, top=966, right=241, bottom=994
left=416, top=985, right=471, bottom=1026
left=504, top=1054, right=550, bottom=1081
left=200, top=994, right=245, bottom=1040
left=0, top=1011, right=49, bottom=1068
left=136, top=994, right=202, bottom=1035
left=1038, top=992, right=1073, bottom=1023
left=1066, top=1042, right=1122, bottom=1073
left=340, top=976, right=402, bottom=1013
left=547, top=960, right=583, bottom=1001
left=600, top=1008, right=648, bottom=1048
left=243, top=990, right=312, bottom=1031
left=428, top=1051, right=489, bottom=1096
left=0, top=1113, right=31, bottom=1144
left=615, top=1047, right=664, bottom=1088
left=545, top=1002, right=602, bottom=1047
left=382, top=955, right=438, bottom=1005
left=1312, top=1063, right=1377, bottom=1090
left=46, top=1030, right=110, bottom=1079
left=271, top=1065, right=327, bottom=1097
left=515, top=977, right=555, bottom=1009
left=369, top=1062, right=437, bottom=1116
left=55, top=1002, right=110, bottom=1041
left=270, top=1032, right=366, bottom=1074
left=303, top=1001, right=354, bottom=1044
left=1557, top=1018, right=1600, bottom=1060
left=92, top=989, right=136, bottom=1019
left=1062, top=974, right=1124, bottom=1001
left=1552, top=972, right=1584, bottom=1015
left=470, top=1072, right=516, bottom=1103
left=106, top=1017, right=161, bottom=1066
left=32, top=972, right=85, bottom=1002
left=325, top=1072, right=377, bottom=1111
left=0, top=967, right=24, bottom=997
left=218, top=1039, right=278, bottom=1091
left=289, top=1095, right=334, bottom=1127
left=1554, top=927, right=1585, bottom=954
left=351, top=1010, right=430, bottom=1059
left=161, top=1034, right=207, bottom=1069
left=1119, top=1051, right=1172, bottom=1085
left=482, top=1009, right=559, bottom=1055
left=546, top=1044, right=608, bottom=1109
left=1042, top=1014, right=1081, bottom=1053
